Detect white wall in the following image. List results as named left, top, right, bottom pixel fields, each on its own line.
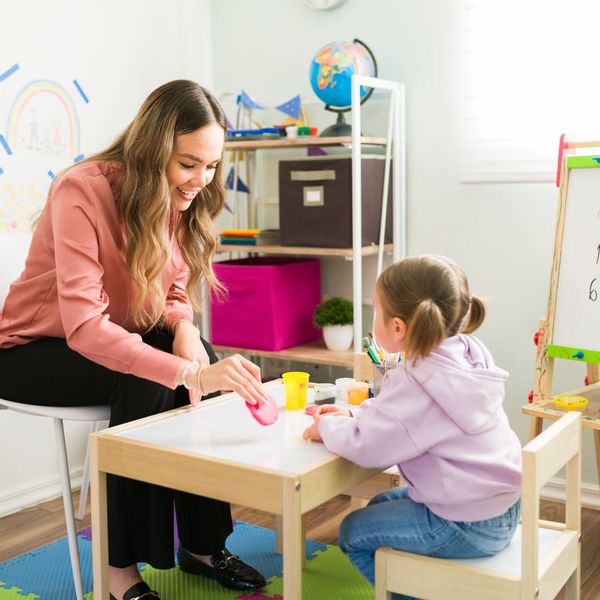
left=0, top=0, right=213, bottom=517
left=210, top=0, right=597, bottom=490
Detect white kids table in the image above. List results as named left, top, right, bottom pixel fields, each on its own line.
left=89, top=380, right=380, bottom=599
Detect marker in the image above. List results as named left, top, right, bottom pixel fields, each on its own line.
left=366, top=346, right=382, bottom=365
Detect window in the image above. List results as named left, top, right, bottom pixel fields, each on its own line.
left=463, top=0, right=600, bottom=182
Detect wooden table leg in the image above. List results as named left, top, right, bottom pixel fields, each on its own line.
left=529, top=415, right=544, bottom=440
left=275, top=513, right=306, bottom=567
left=90, top=436, right=109, bottom=600
left=282, top=478, right=303, bottom=599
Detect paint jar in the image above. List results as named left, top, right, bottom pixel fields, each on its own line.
left=335, top=377, right=356, bottom=402
left=347, top=382, right=370, bottom=405
left=313, top=383, right=337, bottom=405
left=286, top=125, right=298, bottom=139
left=282, top=371, right=310, bottom=410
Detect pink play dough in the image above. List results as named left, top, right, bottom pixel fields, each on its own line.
left=246, top=393, right=279, bottom=426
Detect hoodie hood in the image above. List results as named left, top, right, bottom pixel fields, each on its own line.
left=405, top=334, right=509, bottom=435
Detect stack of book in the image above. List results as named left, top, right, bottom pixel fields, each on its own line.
left=219, top=229, right=280, bottom=246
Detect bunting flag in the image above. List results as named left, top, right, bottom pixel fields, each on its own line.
left=238, top=90, right=265, bottom=110
left=225, top=167, right=250, bottom=193
left=236, top=90, right=303, bottom=120
left=275, top=95, right=301, bottom=119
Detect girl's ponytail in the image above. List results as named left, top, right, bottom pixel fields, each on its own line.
left=462, top=295, right=486, bottom=334
left=406, top=298, right=447, bottom=360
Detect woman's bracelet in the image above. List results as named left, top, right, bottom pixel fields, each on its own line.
left=196, top=364, right=207, bottom=397
left=181, top=360, right=199, bottom=390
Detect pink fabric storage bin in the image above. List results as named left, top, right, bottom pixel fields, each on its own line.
left=210, top=257, right=322, bottom=351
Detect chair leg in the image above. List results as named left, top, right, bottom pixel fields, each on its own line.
left=54, top=417, right=84, bottom=600
left=375, top=550, right=392, bottom=600
left=78, top=421, right=100, bottom=520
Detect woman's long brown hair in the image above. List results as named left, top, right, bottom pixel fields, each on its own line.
left=85, top=80, right=226, bottom=329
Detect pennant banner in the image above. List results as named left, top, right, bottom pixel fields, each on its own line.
left=275, top=95, right=301, bottom=119
left=238, top=90, right=302, bottom=120
left=238, top=90, right=265, bottom=110
left=225, top=167, right=250, bottom=194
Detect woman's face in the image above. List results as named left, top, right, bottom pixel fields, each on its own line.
left=166, top=123, right=224, bottom=212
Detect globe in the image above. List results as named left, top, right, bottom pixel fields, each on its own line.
left=310, top=39, right=376, bottom=109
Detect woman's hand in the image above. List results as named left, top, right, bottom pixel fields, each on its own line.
left=197, top=354, right=267, bottom=407
left=173, top=320, right=209, bottom=405
left=302, top=405, right=351, bottom=442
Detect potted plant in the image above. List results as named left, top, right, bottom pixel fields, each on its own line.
left=313, top=297, right=353, bottom=351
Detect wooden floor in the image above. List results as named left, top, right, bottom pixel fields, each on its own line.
left=1, top=492, right=599, bottom=599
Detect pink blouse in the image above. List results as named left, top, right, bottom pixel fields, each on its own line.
left=0, top=160, right=193, bottom=389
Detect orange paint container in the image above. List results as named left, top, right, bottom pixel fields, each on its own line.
left=347, top=382, right=369, bottom=405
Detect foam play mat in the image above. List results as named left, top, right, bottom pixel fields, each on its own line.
left=0, top=521, right=374, bottom=599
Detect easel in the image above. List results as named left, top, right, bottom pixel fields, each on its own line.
left=523, top=135, right=600, bottom=485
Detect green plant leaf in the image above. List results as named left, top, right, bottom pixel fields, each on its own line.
left=313, top=297, right=353, bottom=327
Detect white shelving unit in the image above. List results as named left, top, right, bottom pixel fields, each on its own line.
left=202, top=77, right=406, bottom=369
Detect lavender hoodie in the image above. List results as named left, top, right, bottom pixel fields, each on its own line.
left=318, top=334, right=522, bottom=521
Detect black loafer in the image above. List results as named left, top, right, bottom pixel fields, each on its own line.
left=177, top=546, right=266, bottom=590
left=109, top=581, right=160, bottom=600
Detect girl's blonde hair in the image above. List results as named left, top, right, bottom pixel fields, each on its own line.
left=85, top=80, right=226, bottom=329
left=376, top=255, right=485, bottom=361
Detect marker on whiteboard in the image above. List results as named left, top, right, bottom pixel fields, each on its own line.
left=572, top=351, right=585, bottom=360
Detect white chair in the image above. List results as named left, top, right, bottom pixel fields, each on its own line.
left=375, top=411, right=582, bottom=600
left=0, top=232, right=110, bottom=600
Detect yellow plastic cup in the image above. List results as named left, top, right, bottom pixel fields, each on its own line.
left=282, top=371, right=310, bottom=410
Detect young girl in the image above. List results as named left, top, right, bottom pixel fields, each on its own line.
left=303, top=255, right=522, bottom=598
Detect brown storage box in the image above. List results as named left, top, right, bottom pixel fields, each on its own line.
left=278, top=155, right=393, bottom=248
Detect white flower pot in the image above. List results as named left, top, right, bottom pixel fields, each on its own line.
left=322, top=324, right=353, bottom=351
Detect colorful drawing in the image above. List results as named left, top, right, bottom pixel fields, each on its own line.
left=0, top=179, right=45, bottom=232
left=5, top=79, right=80, bottom=157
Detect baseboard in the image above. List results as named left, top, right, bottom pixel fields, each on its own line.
left=0, top=467, right=84, bottom=518
left=542, top=478, right=600, bottom=509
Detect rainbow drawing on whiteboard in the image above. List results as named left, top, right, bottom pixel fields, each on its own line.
left=5, top=79, right=80, bottom=156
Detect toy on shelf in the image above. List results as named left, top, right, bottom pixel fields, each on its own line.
left=552, top=395, right=588, bottom=412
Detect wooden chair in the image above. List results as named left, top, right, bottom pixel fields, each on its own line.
left=374, top=411, right=582, bottom=600
left=0, top=233, right=110, bottom=600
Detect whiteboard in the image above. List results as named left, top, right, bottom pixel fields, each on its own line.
left=550, top=158, right=600, bottom=363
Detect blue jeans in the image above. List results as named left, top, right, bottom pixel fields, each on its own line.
left=339, top=485, right=520, bottom=600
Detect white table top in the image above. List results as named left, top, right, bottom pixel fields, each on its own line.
left=115, top=383, right=336, bottom=476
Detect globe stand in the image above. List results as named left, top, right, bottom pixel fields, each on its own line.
left=320, top=109, right=352, bottom=137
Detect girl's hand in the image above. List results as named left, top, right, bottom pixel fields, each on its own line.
left=173, top=320, right=209, bottom=405
left=311, top=405, right=352, bottom=418
left=303, top=405, right=352, bottom=442
left=198, top=354, right=267, bottom=407
left=303, top=414, right=323, bottom=442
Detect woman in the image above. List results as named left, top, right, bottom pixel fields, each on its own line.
left=0, top=80, right=268, bottom=600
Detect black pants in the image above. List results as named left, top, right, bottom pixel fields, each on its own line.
left=0, top=328, right=233, bottom=568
